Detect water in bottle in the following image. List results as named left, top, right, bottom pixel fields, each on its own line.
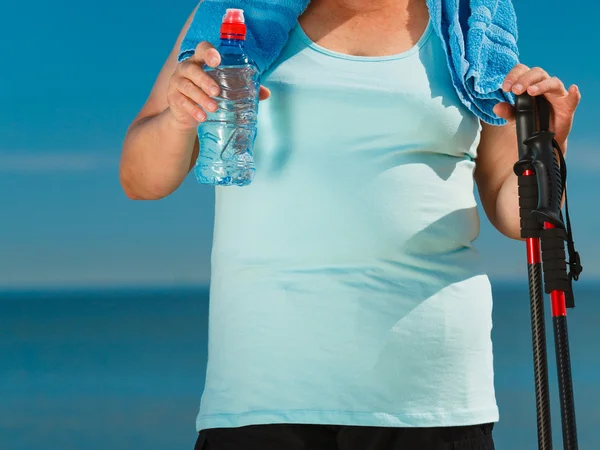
left=195, top=8, right=260, bottom=187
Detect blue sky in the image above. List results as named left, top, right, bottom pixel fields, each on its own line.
left=0, top=1, right=598, bottom=288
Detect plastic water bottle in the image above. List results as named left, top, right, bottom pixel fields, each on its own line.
left=195, top=8, right=260, bottom=187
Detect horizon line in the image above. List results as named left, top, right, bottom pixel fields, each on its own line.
left=2, top=278, right=600, bottom=294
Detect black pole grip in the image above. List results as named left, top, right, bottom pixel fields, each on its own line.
left=514, top=94, right=541, bottom=238
left=515, top=94, right=537, bottom=170
left=526, top=130, right=564, bottom=228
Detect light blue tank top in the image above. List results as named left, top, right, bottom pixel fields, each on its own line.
left=198, top=19, right=499, bottom=431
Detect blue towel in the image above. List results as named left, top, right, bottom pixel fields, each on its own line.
left=179, top=0, right=519, bottom=125
left=425, top=0, right=519, bottom=125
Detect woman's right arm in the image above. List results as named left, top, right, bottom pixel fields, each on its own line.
left=119, top=6, right=224, bottom=200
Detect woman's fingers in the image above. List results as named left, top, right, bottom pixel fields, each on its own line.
left=177, top=77, right=218, bottom=114
left=510, top=67, right=550, bottom=95
left=502, top=64, right=530, bottom=92
left=168, top=39, right=272, bottom=128
left=528, top=76, right=567, bottom=97
left=503, top=65, right=569, bottom=98
left=193, top=41, right=222, bottom=68
left=174, top=91, right=207, bottom=122
left=493, top=102, right=516, bottom=121
left=564, top=84, right=582, bottom=110
left=178, top=62, right=221, bottom=97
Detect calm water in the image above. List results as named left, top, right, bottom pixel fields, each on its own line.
left=1, top=282, right=599, bottom=449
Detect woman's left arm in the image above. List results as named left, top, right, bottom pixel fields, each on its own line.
left=475, top=64, right=582, bottom=240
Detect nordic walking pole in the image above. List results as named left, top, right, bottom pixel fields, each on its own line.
left=524, top=94, right=581, bottom=450
left=515, top=94, right=582, bottom=450
left=514, top=93, right=553, bottom=450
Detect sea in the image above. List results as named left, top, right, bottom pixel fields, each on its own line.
left=1, top=281, right=599, bottom=450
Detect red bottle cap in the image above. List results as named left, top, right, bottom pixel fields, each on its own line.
left=221, top=8, right=247, bottom=40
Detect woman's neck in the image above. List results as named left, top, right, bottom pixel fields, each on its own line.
left=299, top=0, right=429, bottom=58
left=325, top=0, right=411, bottom=14
left=302, top=0, right=424, bottom=26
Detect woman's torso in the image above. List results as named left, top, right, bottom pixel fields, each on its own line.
left=197, top=10, right=498, bottom=432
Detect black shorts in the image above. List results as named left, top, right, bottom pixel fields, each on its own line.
left=194, top=422, right=495, bottom=450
